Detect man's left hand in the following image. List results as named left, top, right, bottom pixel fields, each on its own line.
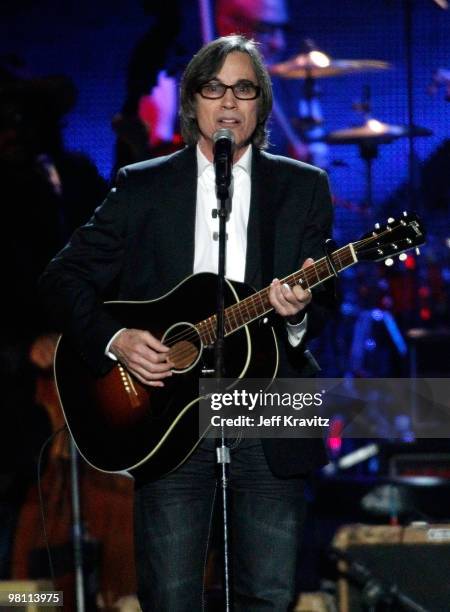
left=269, top=258, right=314, bottom=321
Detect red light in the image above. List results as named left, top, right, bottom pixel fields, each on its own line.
left=418, top=286, right=430, bottom=298
left=327, top=417, right=344, bottom=454
left=404, top=255, right=416, bottom=270
left=328, top=437, right=342, bottom=453
left=420, top=308, right=431, bottom=320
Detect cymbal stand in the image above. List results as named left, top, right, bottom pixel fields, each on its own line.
left=300, top=71, right=321, bottom=133
left=299, top=70, right=329, bottom=168
left=403, top=0, right=418, bottom=212
left=359, top=141, right=378, bottom=221
left=296, top=40, right=329, bottom=167
left=297, top=40, right=324, bottom=135
left=355, top=86, right=378, bottom=220
left=401, top=0, right=447, bottom=209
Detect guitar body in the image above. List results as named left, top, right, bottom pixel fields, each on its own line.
left=54, top=213, right=425, bottom=480
left=55, top=273, right=278, bottom=479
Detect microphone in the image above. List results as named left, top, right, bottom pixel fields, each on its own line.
left=213, top=129, right=235, bottom=199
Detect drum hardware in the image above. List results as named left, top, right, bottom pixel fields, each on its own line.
left=270, top=42, right=391, bottom=168
left=324, top=84, right=433, bottom=213
left=326, top=118, right=432, bottom=215
left=269, top=52, right=391, bottom=80
left=401, top=0, right=447, bottom=211
left=325, top=120, right=433, bottom=145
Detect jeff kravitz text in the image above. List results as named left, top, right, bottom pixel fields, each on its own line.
left=210, top=414, right=330, bottom=427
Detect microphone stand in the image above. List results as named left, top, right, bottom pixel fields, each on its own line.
left=69, top=438, right=86, bottom=612
left=213, top=140, right=233, bottom=611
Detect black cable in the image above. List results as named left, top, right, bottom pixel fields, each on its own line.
left=36, top=425, right=67, bottom=585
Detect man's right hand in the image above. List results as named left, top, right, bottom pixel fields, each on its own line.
left=110, top=329, right=174, bottom=387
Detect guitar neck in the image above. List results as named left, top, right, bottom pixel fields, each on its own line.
left=195, top=243, right=357, bottom=345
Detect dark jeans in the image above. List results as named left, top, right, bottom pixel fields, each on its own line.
left=134, top=438, right=306, bottom=612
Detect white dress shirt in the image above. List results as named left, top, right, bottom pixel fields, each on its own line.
left=194, top=144, right=251, bottom=282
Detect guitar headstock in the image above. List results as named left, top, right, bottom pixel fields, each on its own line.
left=354, top=212, right=426, bottom=262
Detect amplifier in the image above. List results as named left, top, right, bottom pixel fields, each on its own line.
left=332, top=523, right=450, bottom=612
left=389, top=453, right=450, bottom=481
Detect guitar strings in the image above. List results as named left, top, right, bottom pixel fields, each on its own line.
left=151, top=255, right=342, bottom=363
left=145, top=224, right=413, bottom=364
left=155, top=229, right=396, bottom=356
left=160, top=258, right=332, bottom=349
left=161, top=241, right=354, bottom=349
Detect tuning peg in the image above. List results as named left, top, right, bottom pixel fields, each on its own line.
left=402, top=211, right=408, bottom=217
left=374, top=222, right=380, bottom=230
left=387, top=217, right=394, bottom=224
left=415, top=247, right=421, bottom=256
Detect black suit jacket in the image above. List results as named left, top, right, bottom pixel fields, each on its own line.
left=39, top=145, right=335, bottom=477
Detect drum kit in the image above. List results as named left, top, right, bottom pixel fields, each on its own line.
left=269, top=45, right=441, bottom=385
left=268, top=44, right=433, bottom=212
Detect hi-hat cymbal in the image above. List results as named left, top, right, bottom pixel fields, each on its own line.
left=325, top=119, right=433, bottom=144
left=269, top=51, right=390, bottom=79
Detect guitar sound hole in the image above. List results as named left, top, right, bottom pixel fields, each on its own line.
left=163, top=322, right=202, bottom=373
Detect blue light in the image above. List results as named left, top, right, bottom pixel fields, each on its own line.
left=341, top=302, right=356, bottom=316
left=368, top=457, right=380, bottom=473
left=365, top=338, right=377, bottom=351
left=371, top=309, right=384, bottom=321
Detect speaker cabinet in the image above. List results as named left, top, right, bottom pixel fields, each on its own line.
left=333, top=523, right=450, bottom=612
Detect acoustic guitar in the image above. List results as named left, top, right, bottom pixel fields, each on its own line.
left=53, top=212, right=425, bottom=478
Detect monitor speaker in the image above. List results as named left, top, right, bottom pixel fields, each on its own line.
left=332, top=523, right=450, bottom=611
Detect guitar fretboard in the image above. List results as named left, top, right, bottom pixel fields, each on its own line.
left=195, top=243, right=356, bottom=346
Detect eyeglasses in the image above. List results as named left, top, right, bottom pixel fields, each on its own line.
left=198, top=81, right=261, bottom=100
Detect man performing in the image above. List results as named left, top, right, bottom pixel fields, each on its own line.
left=39, top=36, right=335, bottom=611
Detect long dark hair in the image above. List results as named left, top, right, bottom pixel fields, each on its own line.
left=179, top=35, right=272, bottom=149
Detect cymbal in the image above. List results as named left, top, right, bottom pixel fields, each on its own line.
left=325, top=119, right=433, bottom=144
left=269, top=51, right=390, bottom=79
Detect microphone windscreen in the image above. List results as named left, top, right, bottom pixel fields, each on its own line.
left=213, top=129, right=235, bottom=145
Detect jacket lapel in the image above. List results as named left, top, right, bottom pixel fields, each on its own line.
left=245, top=148, right=277, bottom=289
left=161, top=146, right=197, bottom=281
left=164, top=146, right=277, bottom=289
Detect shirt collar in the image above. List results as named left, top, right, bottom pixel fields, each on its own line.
left=196, top=144, right=252, bottom=178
